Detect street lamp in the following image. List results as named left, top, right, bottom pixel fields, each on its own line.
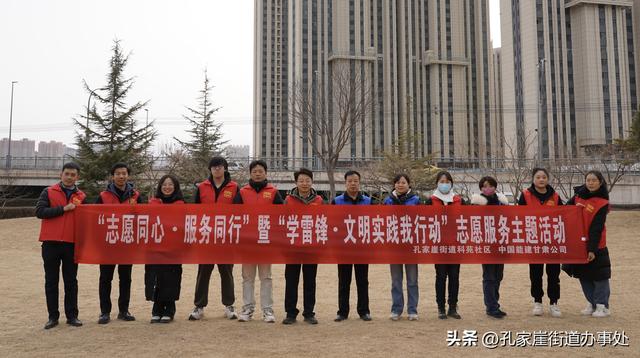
left=6, top=81, right=17, bottom=169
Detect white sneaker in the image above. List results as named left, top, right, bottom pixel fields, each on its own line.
left=407, top=313, right=419, bottom=321
left=224, top=305, right=238, bottom=320
left=263, top=309, right=276, bottom=323
left=592, top=304, right=610, bottom=318
left=188, top=307, right=204, bottom=320
left=238, top=307, right=253, bottom=322
left=389, top=312, right=401, bottom=321
left=549, top=304, right=562, bottom=318
left=581, top=304, right=595, bottom=316
left=532, top=302, right=543, bottom=316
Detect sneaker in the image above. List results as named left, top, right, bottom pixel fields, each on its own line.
left=447, top=305, right=461, bottom=319
left=592, top=304, right=610, bottom=318
left=160, top=316, right=172, bottom=323
left=532, top=302, right=543, bottom=316
left=438, top=307, right=447, bottom=320
left=581, top=304, right=595, bottom=316
left=407, top=313, right=419, bottom=321
left=238, top=307, right=254, bottom=322
left=549, top=304, right=562, bottom=318
left=224, top=306, right=238, bottom=320
left=263, top=309, right=276, bottom=323
left=389, top=312, right=401, bottom=321
left=150, top=315, right=161, bottom=323
left=359, top=313, right=372, bottom=321
left=188, top=307, right=204, bottom=321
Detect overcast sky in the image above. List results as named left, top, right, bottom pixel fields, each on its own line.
left=0, top=0, right=501, bottom=153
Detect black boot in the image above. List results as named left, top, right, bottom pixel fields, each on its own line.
left=447, top=305, right=461, bottom=319
left=438, top=306, right=447, bottom=319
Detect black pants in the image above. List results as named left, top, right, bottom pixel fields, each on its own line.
left=337, top=264, right=369, bottom=317
left=193, top=264, right=235, bottom=308
left=42, top=241, right=78, bottom=320
left=284, top=264, right=317, bottom=318
left=152, top=301, right=176, bottom=318
left=435, top=264, right=460, bottom=308
left=482, top=264, right=504, bottom=313
left=529, top=264, right=560, bottom=304
left=99, top=264, right=132, bottom=314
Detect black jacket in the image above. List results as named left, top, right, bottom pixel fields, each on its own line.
left=564, top=185, right=611, bottom=281
left=35, top=182, right=87, bottom=219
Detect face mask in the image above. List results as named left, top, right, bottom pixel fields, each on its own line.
left=437, top=183, right=452, bottom=194
left=481, top=187, right=496, bottom=196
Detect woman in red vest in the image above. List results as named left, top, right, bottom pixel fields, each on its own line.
left=425, top=171, right=465, bottom=320
left=517, top=168, right=563, bottom=318
left=282, top=168, right=324, bottom=325
left=565, top=170, right=611, bottom=318
left=147, top=174, right=184, bottom=323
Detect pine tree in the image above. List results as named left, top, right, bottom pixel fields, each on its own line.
left=74, top=40, right=156, bottom=198
left=172, top=69, right=227, bottom=181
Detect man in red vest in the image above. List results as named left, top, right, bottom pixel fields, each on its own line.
left=233, top=160, right=284, bottom=322
left=96, top=162, right=146, bottom=324
left=188, top=156, right=240, bottom=321
left=36, top=162, right=86, bottom=329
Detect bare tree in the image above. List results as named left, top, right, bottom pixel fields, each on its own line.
left=289, top=64, right=374, bottom=200
left=502, top=130, right=539, bottom=198
left=584, top=144, right=636, bottom=194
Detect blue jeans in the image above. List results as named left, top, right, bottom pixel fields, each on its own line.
left=579, top=278, right=610, bottom=308
left=390, top=264, right=419, bottom=314
left=482, top=264, right=504, bottom=313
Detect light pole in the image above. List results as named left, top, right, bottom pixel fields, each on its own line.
left=536, top=58, right=546, bottom=164
left=6, top=81, right=17, bottom=169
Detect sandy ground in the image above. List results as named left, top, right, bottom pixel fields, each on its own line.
left=0, top=212, right=639, bottom=358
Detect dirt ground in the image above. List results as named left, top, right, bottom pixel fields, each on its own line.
left=0, top=212, right=638, bottom=357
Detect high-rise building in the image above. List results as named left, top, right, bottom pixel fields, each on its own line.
left=254, top=0, right=497, bottom=165
left=501, top=0, right=637, bottom=159
left=0, top=138, right=36, bottom=158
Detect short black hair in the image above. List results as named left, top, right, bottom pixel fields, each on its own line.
left=110, top=162, right=130, bottom=176
left=62, top=162, right=80, bottom=173
left=344, top=170, right=361, bottom=180
left=435, top=170, right=453, bottom=184
left=209, top=156, right=228, bottom=170
left=531, top=167, right=550, bottom=179
left=478, top=176, right=498, bottom=189
left=294, top=168, right=313, bottom=181
left=249, top=160, right=267, bottom=172
left=393, top=173, right=411, bottom=185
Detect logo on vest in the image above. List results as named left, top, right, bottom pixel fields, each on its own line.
left=263, top=192, right=272, bottom=199
left=585, top=204, right=594, bottom=213
left=129, top=198, right=137, bottom=205
left=72, top=197, right=81, bottom=205
left=224, top=191, right=233, bottom=198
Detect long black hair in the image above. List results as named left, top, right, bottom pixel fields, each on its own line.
left=156, top=174, right=184, bottom=203
left=584, top=170, right=608, bottom=193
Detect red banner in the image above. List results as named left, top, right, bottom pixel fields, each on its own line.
left=73, top=204, right=588, bottom=264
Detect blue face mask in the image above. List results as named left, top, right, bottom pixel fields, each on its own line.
left=438, top=183, right=452, bottom=194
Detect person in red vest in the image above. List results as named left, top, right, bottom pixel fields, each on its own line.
left=96, top=162, right=146, bottom=324
left=147, top=174, right=184, bottom=324
left=517, top=167, right=564, bottom=318
left=233, top=160, right=284, bottom=323
left=35, top=162, right=86, bottom=329
left=188, top=156, right=240, bottom=321
left=565, top=170, right=611, bottom=318
left=424, top=171, right=465, bottom=320
left=282, top=168, right=323, bottom=325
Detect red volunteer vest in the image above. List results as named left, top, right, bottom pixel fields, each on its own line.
left=38, top=184, right=86, bottom=243
left=430, top=195, right=463, bottom=206
left=99, top=188, right=140, bottom=205
left=575, top=196, right=609, bottom=249
left=197, top=180, right=238, bottom=204
left=149, top=198, right=185, bottom=205
left=522, top=189, right=560, bottom=207
left=285, top=194, right=324, bottom=207
left=239, top=184, right=278, bottom=205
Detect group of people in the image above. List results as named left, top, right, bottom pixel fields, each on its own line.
left=35, top=157, right=612, bottom=329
